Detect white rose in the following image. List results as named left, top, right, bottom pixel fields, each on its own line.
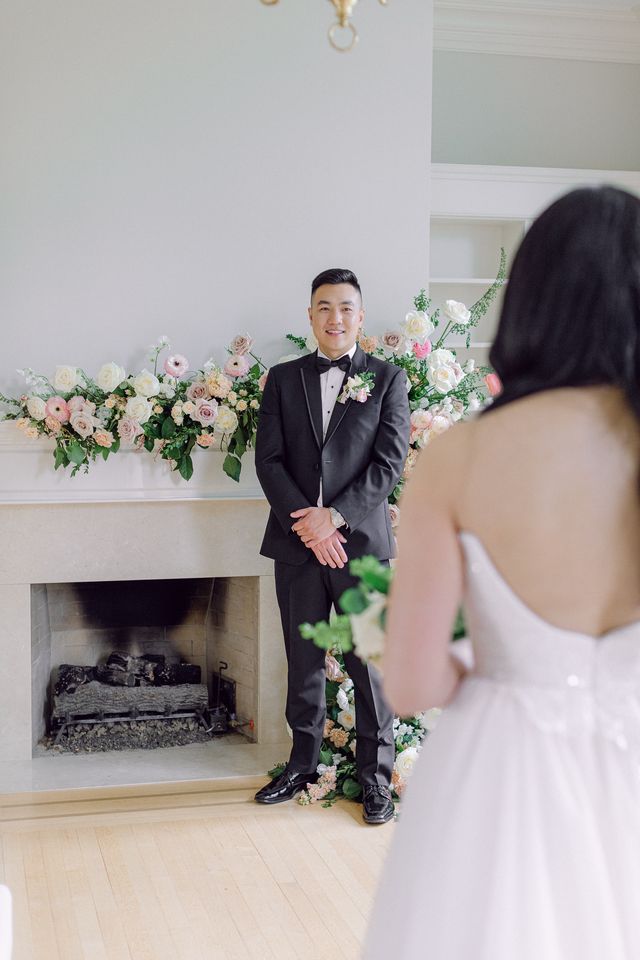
left=305, top=333, right=318, bottom=352
left=393, top=746, right=419, bottom=781
left=442, top=299, right=471, bottom=326
left=53, top=365, right=79, bottom=392
left=336, top=688, right=350, bottom=711
left=236, top=399, right=248, bottom=412
left=400, top=310, right=435, bottom=342
left=215, top=405, right=239, bottom=434
left=336, top=708, right=356, bottom=731
left=96, top=362, right=126, bottom=392
left=125, top=395, right=152, bottom=424
left=26, top=396, right=47, bottom=421
left=350, top=593, right=386, bottom=663
left=157, top=380, right=176, bottom=400
left=133, top=369, right=160, bottom=398
left=427, top=350, right=464, bottom=395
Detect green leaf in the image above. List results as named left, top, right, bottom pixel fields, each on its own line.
left=101, top=447, right=110, bottom=461
left=178, top=454, right=194, bottom=481
left=111, top=437, right=120, bottom=454
left=349, top=556, right=392, bottom=594
left=319, top=747, right=333, bottom=767
left=144, top=437, right=154, bottom=453
left=161, top=416, right=177, bottom=439
left=222, top=453, right=241, bottom=482
left=341, top=777, right=362, bottom=801
left=338, top=587, right=369, bottom=616
left=232, top=428, right=246, bottom=458
left=268, top=762, right=287, bottom=779
left=53, top=446, right=67, bottom=471
left=67, top=442, right=86, bottom=466
left=250, top=363, right=261, bottom=378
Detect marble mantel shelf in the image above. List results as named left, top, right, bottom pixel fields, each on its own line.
left=0, top=420, right=264, bottom=503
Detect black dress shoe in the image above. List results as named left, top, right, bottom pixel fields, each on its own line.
left=362, top=784, right=395, bottom=824
left=254, top=768, right=318, bottom=804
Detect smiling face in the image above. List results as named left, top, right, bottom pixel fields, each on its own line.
left=308, top=283, right=364, bottom=359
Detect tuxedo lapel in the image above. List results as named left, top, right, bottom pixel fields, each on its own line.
left=300, top=358, right=323, bottom=450
left=323, top=345, right=368, bottom=448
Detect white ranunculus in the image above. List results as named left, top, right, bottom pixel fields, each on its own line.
left=394, top=746, right=419, bottom=781
left=133, top=369, right=160, bottom=398
left=53, top=365, right=79, bottom=392
left=442, top=299, right=471, bottom=326
left=125, top=395, right=152, bottom=424
left=97, top=362, right=126, bottom=392
left=350, top=593, right=386, bottom=663
left=26, top=396, right=47, bottom=421
left=401, top=310, right=435, bottom=342
left=463, top=358, right=475, bottom=374
left=214, top=405, right=239, bottom=434
left=336, top=708, right=356, bottom=731
left=336, top=688, right=350, bottom=711
left=305, top=332, right=318, bottom=352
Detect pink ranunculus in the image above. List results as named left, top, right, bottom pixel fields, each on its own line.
left=484, top=373, right=503, bottom=397
left=258, top=371, right=269, bottom=392
left=355, top=388, right=368, bottom=403
left=192, top=398, right=219, bottom=427
left=44, top=396, right=70, bottom=423
left=229, top=333, right=254, bottom=356
left=413, top=340, right=432, bottom=359
left=186, top=380, right=209, bottom=402
left=164, top=354, right=189, bottom=378
left=224, top=354, right=251, bottom=379
left=117, top=417, right=143, bottom=444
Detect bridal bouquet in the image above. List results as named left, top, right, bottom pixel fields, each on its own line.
left=0, top=335, right=267, bottom=481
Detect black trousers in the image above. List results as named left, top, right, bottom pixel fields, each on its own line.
left=274, top=557, right=395, bottom=786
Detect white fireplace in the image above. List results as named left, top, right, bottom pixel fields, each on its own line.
left=0, top=423, right=289, bottom=795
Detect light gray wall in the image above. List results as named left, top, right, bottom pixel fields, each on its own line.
left=0, top=1, right=432, bottom=396
left=432, top=51, right=640, bottom=171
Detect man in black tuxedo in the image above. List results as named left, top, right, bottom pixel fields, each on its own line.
left=254, top=268, right=410, bottom=823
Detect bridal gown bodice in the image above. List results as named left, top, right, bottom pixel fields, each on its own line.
left=364, top=531, right=640, bottom=960
left=462, top=530, right=640, bottom=753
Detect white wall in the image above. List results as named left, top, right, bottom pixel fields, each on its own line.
left=0, top=1, right=433, bottom=396
left=432, top=51, right=640, bottom=171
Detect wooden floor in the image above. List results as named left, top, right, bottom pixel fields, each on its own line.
left=0, top=786, right=394, bottom=960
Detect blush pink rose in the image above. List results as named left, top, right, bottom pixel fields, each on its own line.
left=164, top=354, right=189, bottom=378
left=224, top=354, right=251, bottom=379
left=356, top=388, right=368, bottom=403
left=484, top=373, right=503, bottom=397
left=67, top=395, right=87, bottom=413
left=413, top=340, right=432, bottom=359
left=44, top=396, right=70, bottom=423
left=258, top=371, right=269, bottom=392
left=117, top=417, right=143, bottom=444
left=186, top=381, right=209, bottom=402
left=192, top=398, right=219, bottom=427
left=229, top=334, right=254, bottom=356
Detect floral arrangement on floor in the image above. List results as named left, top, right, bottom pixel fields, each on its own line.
left=0, top=335, right=267, bottom=481
left=0, top=256, right=505, bottom=489
left=268, top=650, right=440, bottom=807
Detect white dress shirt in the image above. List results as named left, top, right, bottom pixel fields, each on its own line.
left=316, top=344, right=356, bottom=507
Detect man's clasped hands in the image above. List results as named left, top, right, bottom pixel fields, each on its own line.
left=290, top=507, right=347, bottom=569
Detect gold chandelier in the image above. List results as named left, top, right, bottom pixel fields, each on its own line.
left=259, top=0, right=388, bottom=53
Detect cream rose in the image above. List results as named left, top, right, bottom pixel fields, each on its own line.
left=97, top=362, right=126, bottom=392
left=350, top=593, right=386, bottom=663
left=426, top=349, right=465, bottom=395
left=125, top=395, right=153, bottom=424
left=235, top=399, right=248, bottom=412
left=133, top=369, right=160, bottom=398
left=442, top=299, right=471, bottom=326
left=26, top=396, right=47, bottom=421
left=215, top=406, right=239, bottom=434
left=336, top=708, right=356, bottom=731
left=400, top=310, right=435, bottom=342
left=394, top=747, right=419, bottom=781
left=53, top=365, right=79, bottom=393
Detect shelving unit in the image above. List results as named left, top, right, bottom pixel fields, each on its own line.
left=429, top=164, right=640, bottom=365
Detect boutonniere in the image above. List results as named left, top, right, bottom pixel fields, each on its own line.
left=338, top=372, right=376, bottom=405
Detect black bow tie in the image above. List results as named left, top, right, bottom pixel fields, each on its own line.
left=315, top=355, right=351, bottom=374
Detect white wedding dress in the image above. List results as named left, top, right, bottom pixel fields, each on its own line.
left=364, top=531, right=640, bottom=960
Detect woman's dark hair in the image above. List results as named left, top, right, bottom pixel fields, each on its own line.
left=311, top=268, right=362, bottom=301
left=486, top=185, right=640, bottom=418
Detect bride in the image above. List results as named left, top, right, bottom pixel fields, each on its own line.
left=364, top=186, right=640, bottom=960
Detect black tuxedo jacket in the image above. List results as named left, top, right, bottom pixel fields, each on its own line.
left=255, top=345, right=410, bottom=565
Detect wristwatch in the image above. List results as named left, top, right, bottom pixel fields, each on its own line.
left=329, top=507, right=347, bottom=529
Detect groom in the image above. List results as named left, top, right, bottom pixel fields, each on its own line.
left=254, top=267, right=410, bottom=824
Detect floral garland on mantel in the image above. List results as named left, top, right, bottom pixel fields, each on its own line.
left=0, top=253, right=506, bottom=503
